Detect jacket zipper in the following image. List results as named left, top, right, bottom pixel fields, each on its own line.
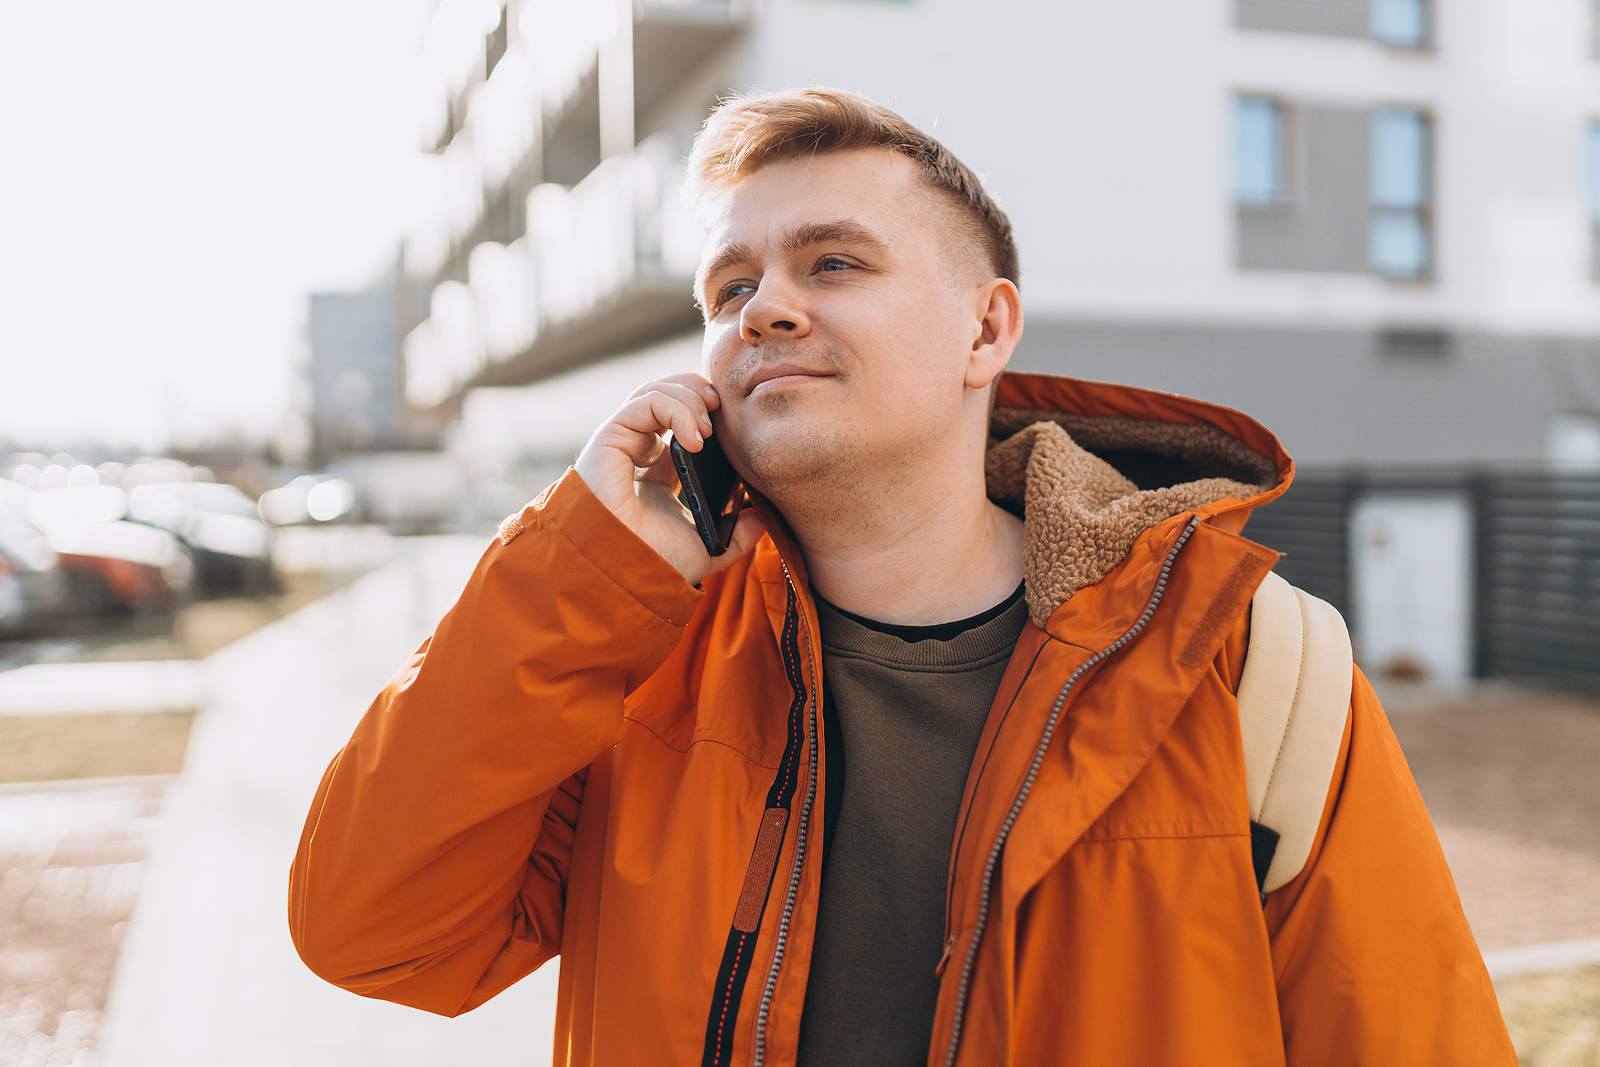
left=939, top=515, right=1200, bottom=1067
left=701, top=572, right=810, bottom=1067
left=751, top=560, right=821, bottom=1066
left=939, top=641, right=1048, bottom=967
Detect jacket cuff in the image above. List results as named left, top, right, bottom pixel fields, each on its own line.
left=506, top=467, right=703, bottom=628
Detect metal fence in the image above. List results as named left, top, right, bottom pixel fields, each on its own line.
left=1245, top=469, right=1600, bottom=687
left=1478, top=474, right=1600, bottom=686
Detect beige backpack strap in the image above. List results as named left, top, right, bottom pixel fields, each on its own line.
left=1236, top=570, right=1354, bottom=894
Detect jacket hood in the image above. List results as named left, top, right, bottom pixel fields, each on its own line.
left=988, top=372, right=1293, bottom=626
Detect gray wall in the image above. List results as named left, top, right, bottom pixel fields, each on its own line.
left=1236, top=0, right=1369, bottom=39
left=1239, top=105, right=1371, bottom=273
left=1010, top=317, right=1587, bottom=468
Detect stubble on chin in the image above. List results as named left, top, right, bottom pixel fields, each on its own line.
left=720, top=345, right=858, bottom=516
left=735, top=397, right=862, bottom=522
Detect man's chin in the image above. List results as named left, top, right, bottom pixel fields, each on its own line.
left=730, top=412, right=855, bottom=500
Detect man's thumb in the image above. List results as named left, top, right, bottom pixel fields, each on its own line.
left=704, top=510, right=765, bottom=576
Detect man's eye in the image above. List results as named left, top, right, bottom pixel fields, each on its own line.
left=719, top=282, right=756, bottom=306
left=818, top=257, right=851, bottom=272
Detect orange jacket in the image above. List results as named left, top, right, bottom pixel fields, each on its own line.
left=290, top=372, right=1515, bottom=1066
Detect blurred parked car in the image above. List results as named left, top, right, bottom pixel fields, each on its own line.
left=126, top=480, right=275, bottom=595
left=3, top=455, right=278, bottom=611
left=0, top=498, right=67, bottom=633
left=48, top=518, right=194, bottom=614
left=0, top=478, right=192, bottom=616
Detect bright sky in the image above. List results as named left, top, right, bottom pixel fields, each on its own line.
left=0, top=0, right=432, bottom=453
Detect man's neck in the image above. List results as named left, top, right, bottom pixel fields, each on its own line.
left=771, top=456, right=1025, bottom=628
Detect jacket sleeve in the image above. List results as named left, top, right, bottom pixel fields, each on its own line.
left=1266, top=668, right=1518, bottom=1064
left=288, top=468, right=703, bottom=1016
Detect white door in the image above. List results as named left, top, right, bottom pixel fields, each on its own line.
left=1349, top=495, right=1474, bottom=684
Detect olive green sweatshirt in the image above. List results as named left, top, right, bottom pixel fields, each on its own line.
left=797, top=585, right=1028, bottom=1066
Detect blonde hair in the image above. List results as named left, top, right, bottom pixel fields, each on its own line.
left=686, top=88, right=1019, bottom=285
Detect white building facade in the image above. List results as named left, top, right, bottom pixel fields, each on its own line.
left=401, top=0, right=1600, bottom=469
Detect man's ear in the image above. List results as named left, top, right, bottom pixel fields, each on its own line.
left=964, top=278, right=1024, bottom=391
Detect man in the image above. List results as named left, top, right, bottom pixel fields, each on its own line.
left=290, top=89, right=1514, bottom=1065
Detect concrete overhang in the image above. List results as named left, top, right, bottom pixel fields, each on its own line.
left=436, top=277, right=703, bottom=413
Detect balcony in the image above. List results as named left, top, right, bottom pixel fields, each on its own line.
left=404, top=138, right=704, bottom=411
left=404, top=0, right=747, bottom=412
left=418, top=0, right=748, bottom=288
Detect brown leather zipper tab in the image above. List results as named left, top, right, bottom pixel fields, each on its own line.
left=732, top=807, right=791, bottom=933
left=934, top=934, right=957, bottom=977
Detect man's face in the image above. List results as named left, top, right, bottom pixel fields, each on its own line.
left=697, top=148, right=985, bottom=498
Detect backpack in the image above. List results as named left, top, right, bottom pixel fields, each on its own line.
left=1236, top=571, right=1355, bottom=901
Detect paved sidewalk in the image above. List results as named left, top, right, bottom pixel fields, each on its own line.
left=0, top=775, right=170, bottom=1067
left=98, top=538, right=557, bottom=1067
left=1387, top=687, right=1600, bottom=952
left=0, top=662, right=204, bottom=716
left=1485, top=937, right=1600, bottom=979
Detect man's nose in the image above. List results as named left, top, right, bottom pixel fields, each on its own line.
left=739, top=278, right=810, bottom=346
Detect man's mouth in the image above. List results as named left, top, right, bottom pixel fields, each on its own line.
left=744, top=363, right=834, bottom=397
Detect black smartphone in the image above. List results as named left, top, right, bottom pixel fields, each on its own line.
left=669, top=431, right=745, bottom=557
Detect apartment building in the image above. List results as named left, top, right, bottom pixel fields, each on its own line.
left=401, top=0, right=740, bottom=413
left=400, top=0, right=1600, bottom=682
left=401, top=0, right=1600, bottom=465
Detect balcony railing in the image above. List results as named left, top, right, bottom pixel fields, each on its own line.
left=405, top=137, right=704, bottom=409
left=408, top=0, right=747, bottom=292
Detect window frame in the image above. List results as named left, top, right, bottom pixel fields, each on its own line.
left=1370, top=0, right=1433, bottom=51
left=1234, top=93, right=1294, bottom=210
left=1368, top=103, right=1435, bottom=282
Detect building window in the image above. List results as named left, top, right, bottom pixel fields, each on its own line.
left=1548, top=413, right=1600, bottom=472
left=1370, top=0, right=1429, bottom=49
left=1236, top=96, right=1286, bottom=207
left=1369, top=106, right=1431, bottom=279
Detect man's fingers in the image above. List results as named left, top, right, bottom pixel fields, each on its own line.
left=573, top=372, right=743, bottom=586
left=627, top=378, right=719, bottom=429
left=599, top=391, right=708, bottom=466
left=704, top=510, right=766, bottom=577
left=652, top=382, right=715, bottom=437
left=631, top=390, right=707, bottom=447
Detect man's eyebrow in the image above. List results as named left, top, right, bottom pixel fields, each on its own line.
left=777, top=219, right=890, bottom=258
left=699, top=241, right=755, bottom=293
left=698, top=219, right=891, bottom=294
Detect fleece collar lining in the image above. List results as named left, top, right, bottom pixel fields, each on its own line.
left=985, top=407, right=1277, bottom=626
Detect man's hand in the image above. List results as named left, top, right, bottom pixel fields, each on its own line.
left=573, top=373, right=764, bottom=585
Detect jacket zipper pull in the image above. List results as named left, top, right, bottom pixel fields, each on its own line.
left=935, top=934, right=956, bottom=977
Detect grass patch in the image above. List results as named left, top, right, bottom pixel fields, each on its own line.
left=0, top=712, right=194, bottom=783
left=1499, top=966, right=1600, bottom=1065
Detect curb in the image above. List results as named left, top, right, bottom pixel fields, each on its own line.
left=1485, top=937, right=1600, bottom=979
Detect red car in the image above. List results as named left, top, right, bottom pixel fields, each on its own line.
left=46, top=519, right=194, bottom=614
left=0, top=481, right=192, bottom=616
